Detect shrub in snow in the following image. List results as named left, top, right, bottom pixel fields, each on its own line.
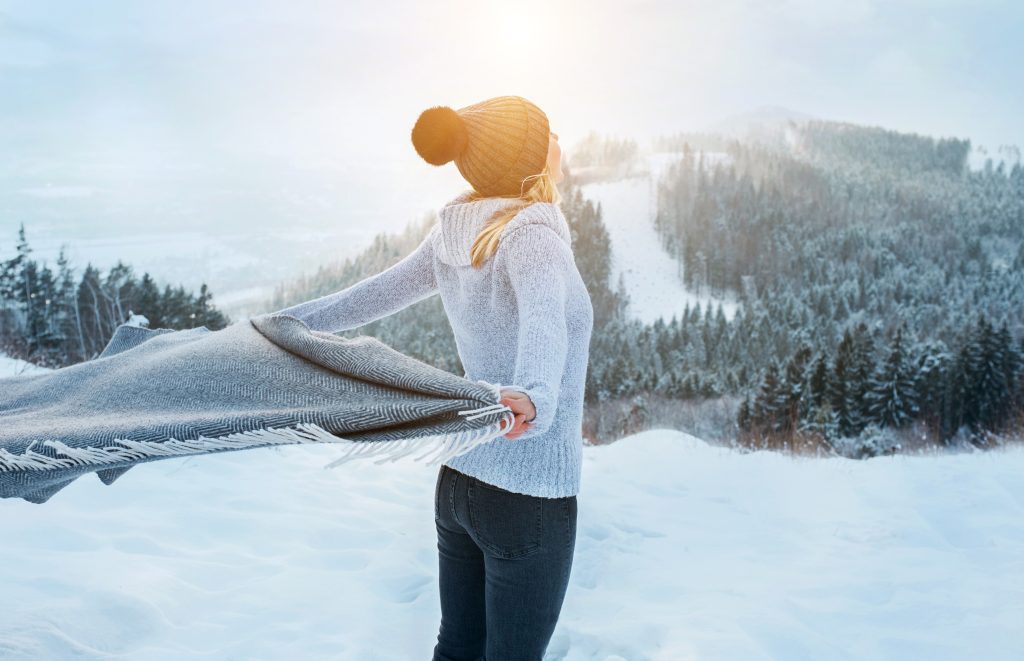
left=619, top=395, right=650, bottom=437
left=945, top=425, right=1007, bottom=451
left=831, top=423, right=902, bottom=459
left=124, top=310, right=150, bottom=328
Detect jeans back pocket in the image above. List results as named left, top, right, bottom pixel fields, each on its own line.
left=467, top=478, right=543, bottom=559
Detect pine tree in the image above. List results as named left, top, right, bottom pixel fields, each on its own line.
left=752, top=360, right=782, bottom=432
left=866, top=323, right=919, bottom=427
left=55, top=247, right=87, bottom=363
left=850, top=321, right=877, bottom=434
left=736, top=394, right=753, bottom=433
left=831, top=329, right=859, bottom=436
left=34, top=263, right=62, bottom=365
left=778, top=345, right=812, bottom=433
left=12, top=225, right=47, bottom=357
left=915, top=340, right=952, bottom=442
left=809, top=352, right=831, bottom=410
left=949, top=317, right=996, bottom=440
left=136, top=273, right=162, bottom=327
left=192, top=283, right=229, bottom=329
left=974, top=316, right=1012, bottom=433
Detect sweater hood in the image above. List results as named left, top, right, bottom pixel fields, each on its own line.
left=432, top=189, right=571, bottom=267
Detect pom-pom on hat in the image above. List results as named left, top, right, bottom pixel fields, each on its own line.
left=411, top=95, right=550, bottom=197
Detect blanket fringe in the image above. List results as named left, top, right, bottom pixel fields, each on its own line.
left=325, top=403, right=515, bottom=469
left=0, top=403, right=516, bottom=475
left=323, top=380, right=515, bottom=469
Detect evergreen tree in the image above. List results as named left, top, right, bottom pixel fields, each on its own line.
left=831, top=329, right=859, bottom=436
left=974, top=316, right=1012, bottom=433
left=53, top=247, right=83, bottom=362
left=136, top=273, right=162, bottom=327
left=866, top=323, right=919, bottom=427
left=2, top=228, right=230, bottom=367
left=34, top=263, right=62, bottom=365
left=850, top=321, right=877, bottom=434
left=752, top=360, right=782, bottom=432
left=778, top=345, right=812, bottom=433
left=809, top=352, right=831, bottom=410
left=193, top=283, right=228, bottom=329
left=915, top=340, right=952, bottom=442
left=736, top=393, right=753, bottom=433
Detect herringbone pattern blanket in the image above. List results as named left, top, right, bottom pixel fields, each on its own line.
left=0, top=313, right=514, bottom=504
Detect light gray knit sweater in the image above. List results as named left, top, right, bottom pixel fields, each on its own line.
left=273, top=190, right=594, bottom=497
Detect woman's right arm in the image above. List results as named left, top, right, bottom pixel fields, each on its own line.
left=272, top=228, right=439, bottom=333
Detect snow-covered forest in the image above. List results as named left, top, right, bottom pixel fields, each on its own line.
left=0, top=230, right=228, bottom=368
left=4, top=118, right=1022, bottom=454
left=267, top=120, right=1024, bottom=455
left=651, top=122, right=1024, bottom=452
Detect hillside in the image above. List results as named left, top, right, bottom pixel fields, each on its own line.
left=576, top=149, right=741, bottom=325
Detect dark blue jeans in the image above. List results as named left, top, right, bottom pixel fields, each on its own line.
left=432, top=464, right=577, bottom=661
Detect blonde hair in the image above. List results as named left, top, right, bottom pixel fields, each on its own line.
left=466, top=165, right=563, bottom=268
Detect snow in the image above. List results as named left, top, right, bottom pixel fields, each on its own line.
left=1, top=387, right=1021, bottom=660
left=579, top=150, right=741, bottom=325
left=1, top=351, right=48, bottom=378
left=124, top=312, right=149, bottom=328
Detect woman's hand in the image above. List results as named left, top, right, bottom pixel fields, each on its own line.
left=499, top=388, right=537, bottom=440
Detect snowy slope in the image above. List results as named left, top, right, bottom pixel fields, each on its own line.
left=1, top=407, right=1021, bottom=659
left=578, top=151, right=741, bottom=325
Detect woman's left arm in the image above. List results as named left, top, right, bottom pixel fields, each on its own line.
left=496, top=223, right=573, bottom=440
left=271, top=227, right=439, bottom=333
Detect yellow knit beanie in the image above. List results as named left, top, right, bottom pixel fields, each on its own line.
left=410, top=95, right=550, bottom=197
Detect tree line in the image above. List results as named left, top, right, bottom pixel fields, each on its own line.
left=737, top=317, right=1023, bottom=455
left=1, top=224, right=228, bottom=368
left=648, top=120, right=1024, bottom=451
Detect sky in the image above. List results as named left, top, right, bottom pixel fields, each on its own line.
left=2, top=0, right=1022, bottom=162
left=0, top=0, right=1021, bottom=301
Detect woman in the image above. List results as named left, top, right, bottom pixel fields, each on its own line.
left=275, top=95, right=593, bottom=660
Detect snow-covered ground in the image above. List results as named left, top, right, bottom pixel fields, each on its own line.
left=1, top=395, right=1021, bottom=660
left=1, top=351, right=48, bottom=378
left=579, top=150, right=741, bottom=325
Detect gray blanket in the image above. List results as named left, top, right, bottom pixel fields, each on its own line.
left=0, top=313, right=514, bottom=504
